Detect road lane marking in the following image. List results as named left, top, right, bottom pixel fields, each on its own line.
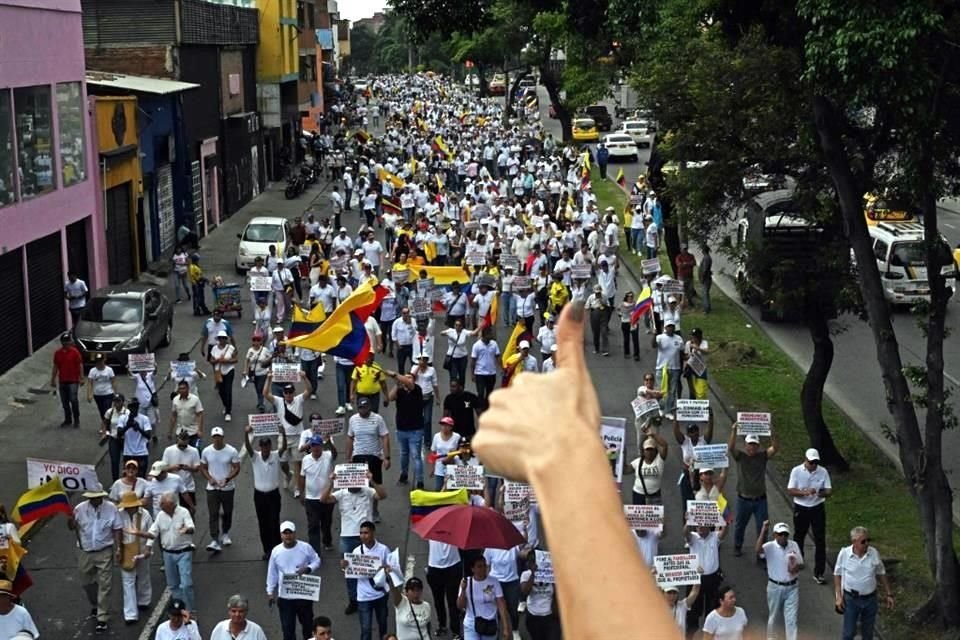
left=137, top=587, right=171, bottom=640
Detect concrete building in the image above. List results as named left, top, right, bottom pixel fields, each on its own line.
left=256, top=0, right=300, bottom=180
left=0, top=0, right=104, bottom=375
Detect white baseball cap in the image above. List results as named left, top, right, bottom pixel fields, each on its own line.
left=210, top=426, right=225, bottom=437
left=773, top=522, right=791, bottom=535
left=280, top=520, right=296, bottom=533
left=518, top=340, right=530, bottom=349
left=216, top=330, right=229, bottom=338
left=805, top=448, right=820, bottom=461
left=745, top=434, right=761, bottom=444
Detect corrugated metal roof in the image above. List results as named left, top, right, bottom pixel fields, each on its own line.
left=85, top=71, right=200, bottom=95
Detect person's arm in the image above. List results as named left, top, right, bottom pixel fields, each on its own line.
left=384, top=568, right=403, bottom=607
left=715, top=467, right=728, bottom=492
left=345, top=432, right=354, bottom=461
left=199, top=458, right=214, bottom=485
left=278, top=430, right=288, bottom=457
left=767, top=426, right=780, bottom=458
left=380, top=378, right=389, bottom=405
left=755, top=520, right=769, bottom=557
left=727, top=423, right=738, bottom=455
left=300, top=370, right=313, bottom=399
left=703, top=412, right=714, bottom=443
left=651, top=432, right=668, bottom=459
left=263, top=371, right=276, bottom=403
left=388, top=384, right=399, bottom=402
left=457, top=578, right=468, bottom=611
left=349, top=377, right=358, bottom=407
left=195, top=409, right=204, bottom=440
left=671, top=416, right=683, bottom=445
left=683, top=583, right=700, bottom=608
left=495, top=595, right=512, bottom=639
left=371, top=478, right=387, bottom=500
left=879, top=573, right=895, bottom=609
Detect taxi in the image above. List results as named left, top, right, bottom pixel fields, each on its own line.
left=572, top=117, right=599, bottom=142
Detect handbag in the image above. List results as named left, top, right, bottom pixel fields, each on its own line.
left=142, top=375, right=159, bottom=408
left=469, top=577, right=498, bottom=636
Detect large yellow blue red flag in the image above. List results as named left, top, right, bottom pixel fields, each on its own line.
left=288, top=303, right=327, bottom=339
left=286, top=280, right=388, bottom=364
left=0, top=536, right=32, bottom=595
left=396, top=265, right=471, bottom=287
left=377, top=168, right=406, bottom=190
left=12, top=477, right=72, bottom=525
left=409, top=489, right=468, bottom=523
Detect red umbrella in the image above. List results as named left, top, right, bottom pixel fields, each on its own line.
left=412, top=505, right=526, bottom=549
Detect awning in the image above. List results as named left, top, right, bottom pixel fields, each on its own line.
left=85, top=71, right=200, bottom=95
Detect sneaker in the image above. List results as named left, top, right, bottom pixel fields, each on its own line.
left=95, top=622, right=108, bottom=633
left=344, top=601, right=358, bottom=615
left=345, top=402, right=354, bottom=411
left=335, top=406, right=346, bottom=416
left=813, top=574, right=826, bottom=585
left=310, top=393, right=317, bottom=400
left=293, top=488, right=301, bottom=499
left=416, top=481, right=425, bottom=490
left=224, top=413, right=232, bottom=422
left=221, top=533, right=232, bottom=546
left=734, top=547, right=743, bottom=557
left=518, top=601, right=527, bottom=614
left=206, top=540, right=222, bottom=552
left=512, top=632, right=521, bottom=640
left=397, top=475, right=408, bottom=485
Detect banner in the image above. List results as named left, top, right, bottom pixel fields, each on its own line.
left=444, top=465, right=485, bottom=490
left=600, top=417, right=627, bottom=484
left=692, top=444, right=729, bottom=469
left=279, top=574, right=322, bottom=601
left=534, top=550, right=554, bottom=584
left=624, top=504, right=664, bottom=532
left=676, top=399, right=710, bottom=422
left=686, top=500, right=723, bottom=527
left=26, top=458, right=99, bottom=492
left=632, top=398, right=661, bottom=422
left=641, top=258, right=661, bottom=275
left=654, top=554, right=701, bottom=588
left=343, top=553, right=381, bottom=579
left=416, top=278, right=435, bottom=294
left=736, top=412, right=771, bottom=437
left=686, top=352, right=706, bottom=377
left=503, top=499, right=530, bottom=523
left=127, top=353, right=156, bottom=373
left=271, top=363, right=301, bottom=384
left=661, top=278, right=684, bottom=294
left=249, top=414, right=281, bottom=438
left=333, top=463, right=370, bottom=489
left=392, top=269, right=410, bottom=284
left=500, top=256, right=520, bottom=271
left=512, top=276, right=533, bottom=290
left=249, top=275, right=272, bottom=292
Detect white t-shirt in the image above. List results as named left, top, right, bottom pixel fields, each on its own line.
left=88, top=366, right=115, bottom=396
left=632, top=530, right=660, bottom=566
left=301, top=451, right=334, bottom=500
left=431, top=432, right=461, bottom=476
left=471, top=340, right=500, bottom=375
left=630, top=455, right=665, bottom=495
left=353, top=540, right=391, bottom=602
left=65, top=279, right=88, bottom=308
left=395, top=596, right=433, bottom=640
left=671, top=600, right=689, bottom=636
left=655, top=334, right=683, bottom=370
left=702, top=607, right=748, bottom=639
left=0, top=604, right=39, bottom=639
left=484, top=547, right=519, bottom=582
left=520, top=569, right=554, bottom=616
left=210, top=344, right=237, bottom=376
left=460, top=576, right=502, bottom=626
left=441, top=328, right=470, bottom=359
left=154, top=619, right=203, bottom=640
left=201, top=444, right=240, bottom=491
left=209, top=619, right=267, bottom=640
left=362, top=240, right=384, bottom=267
left=121, top=414, right=153, bottom=456
left=348, top=413, right=389, bottom=456
left=333, top=487, right=376, bottom=536
left=274, top=395, right=306, bottom=438
left=162, top=444, right=201, bottom=492
left=428, top=540, right=460, bottom=568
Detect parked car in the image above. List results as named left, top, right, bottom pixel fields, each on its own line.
left=602, top=133, right=639, bottom=161
left=572, top=118, right=600, bottom=142
left=584, top=105, right=613, bottom=131
left=617, top=119, right=655, bottom=147
left=74, top=288, right=173, bottom=368
left=488, top=74, right=507, bottom=95
left=236, top=216, right=292, bottom=273
left=742, top=165, right=786, bottom=193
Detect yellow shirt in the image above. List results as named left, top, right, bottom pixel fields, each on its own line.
left=352, top=364, right=385, bottom=395
left=549, top=281, right=570, bottom=308
left=188, top=263, right=203, bottom=285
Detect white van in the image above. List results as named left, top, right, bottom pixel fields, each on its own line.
left=868, top=222, right=957, bottom=304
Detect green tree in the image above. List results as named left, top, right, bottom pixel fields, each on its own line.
left=349, top=25, right=377, bottom=75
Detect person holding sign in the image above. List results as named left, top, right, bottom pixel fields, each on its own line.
left=384, top=573, right=434, bottom=640
left=662, top=583, right=701, bottom=637
left=342, top=521, right=391, bottom=640
left=685, top=522, right=729, bottom=635
left=626, top=434, right=668, bottom=505
left=653, top=321, right=684, bottom=415
left=267, top=522, right=321, bottom=640
left=346, top=398, right=391, bottom=521
left=520, top=553, right=558, bottom=640
left=727, top=424, right=779, bottom=559
left=210, top=331, right=239, bottom=423
left=682, top=328, right=710, bottom=400
left=242, top=425, right=288, bottom=559
left=264, top=371, right=313, bottom=498
left=757, top=521, right=803, bottom=640
left=299, top=434, right=337, bottom=556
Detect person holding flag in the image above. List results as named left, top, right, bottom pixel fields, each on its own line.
left=619, top=292, right=642, bottom=361
left=616, top=167, right=626, bottom=188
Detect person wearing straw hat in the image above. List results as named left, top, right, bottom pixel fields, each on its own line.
left=0, top=579, right=38, bottom=639
left=117, top=491, right=153, bottom=625
left=68, top=485, right=122, bottom=633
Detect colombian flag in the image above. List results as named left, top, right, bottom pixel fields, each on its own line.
left=616, top=167, right=626, bottom=187
left=433, top=136, right=453, bottom=161
left=353, top=130, right=372, bottom=144
left=381, top=197, right=403, bottom=215
left=436, top=174, right=444, bottom=191
left=12, top=477, right=72, bottom=525
left=0, top=537, right=32, bottom=595
left=286, top=280, right=388, bottom=365
left=630, top=286, right=654, bottom=325
left=410, top=489, right=468, bottom=523
left=581, top=151, right=591, bottom=177
left=500, top=321, right=531, bottom=386
left=377, top=168, right=406, bottom=190
left=288, top=303, right=327, bottom=340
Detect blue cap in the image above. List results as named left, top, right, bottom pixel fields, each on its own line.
left=309, top=435, right=324, bottom=446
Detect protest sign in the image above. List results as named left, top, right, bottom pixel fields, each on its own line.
left=329, top=256, right=348, bottom=272
left=570, top=265, right=593, bottom=280
left=503, top=499, right=530, bottom=523
left=676, top=399, right=710, bottom=422
left=465, top=251, right=487, bottom=266
left=641, top=258, right=661, bottom=275
left=392, top=269, right=410, bottom=284
left=477, top=274, right=497, bottom=288
left=315, top=418, right=345, bottom=438
left=624, top=504, right=665, bottom=532
left=534, top=550, right=555, bottom=583
left=343, top=553, right=381, bottom=579
left=26, top=458, right=99, bottom=491
left=333, top=463, right=369, bottom=489
left=464, top=220, right=481, bottom=231
left=662, top=278, right=684, bottom=294
left=249, top=414, right=281, bottom=438
left=686, top=352, right=706, bottom=377
left=271, top=363, right=301, bottom=384
left=249, top=275, right=272, bottom=292
left=411, top=298, right=432, bottom=319
left=512, top=276, right=533, bottom=291
left=416, top=278, right=435, bottom=294
left=654, top=554, right=701, bottom=588
left=279, top=574, right=322, bottom=601
left=505, top=481, right=535, bottom=503
left=170, top=360, right=196, bottom=379
left=600, top=417, right=627, bottom=484
left=692, top=444, right=729, bottom=469
left=445, top=464, right=485, bottom=490
left=632, top=398, right=661, bottom=422
left=736, top=412, right=772, bottom=437
left=500, top=256, right=520, bottom=271
left=127, top=353, right=155, bottom=373
left=429, top=288, right=445, bottom=302
left=686, top=500, right=723, bottom=527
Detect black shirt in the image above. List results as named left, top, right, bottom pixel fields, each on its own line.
left=443, top=391, right=480, bottom=440
left=395, top=385, right=424, bottom=431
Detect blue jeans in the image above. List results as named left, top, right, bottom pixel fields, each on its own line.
left=500, top=292, right=516, bottom=326
left=645, top=245, right=658, bottom=259
left=734, top=495, right=769, bottom=551
left=174, top=271, right=190, bottom=301
left=58, top=382, right=80, bottom=424
left=163, top=550, right=194, bottom=612
left=631, top=228, right=643, bottom=251
left=842, top=592, right=878, bottom=640
left=336, top=363, right=354, bottom=407
left=253, top=374, right=267, bottom=410
left=397, top=430, right=424, bottom=482
left=340, top=535, right=361, bottom=603
left=422, top=397, right=435, bottom=447
left=277, top=596, right=314, bottom=640
left=358, top=595, right=388, bottom=640
left=767, top=582, right=799, bottom=640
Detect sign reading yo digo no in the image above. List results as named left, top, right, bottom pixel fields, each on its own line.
left=26, top=458, right=99, bottom=491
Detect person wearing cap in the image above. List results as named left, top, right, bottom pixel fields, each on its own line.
left=390, top=374, right=426, bottom=488
left=643, top=213, right=659, bottom=259
left=200, top=309, right=233, bottom=362
left=162, top=431, right=202, bottom=509
left=0, top=578, right=38, bottom=639
left=210, top=330, right=238, bottom=423
left=411, top=352, right=441, bottom=445
left=662, top=294, right=683, bottom=333
left=244, top=333, right=273, bottom=412
left=682, top=328, right=709, bottom=399
left=351, top=352, right=391, bottom=414
left=661, top=582, right=700, bottom=638
left=695, top=466, right=727, bottom=502
left=242, top=424, right=289, bottom=559
left=385, top=571, right=433, bottom=640
left=627, top=432, right=669, bottom=505
left=787, top=448, right=832, bottom=584
left=264, top=369, right=313, bottom=495
left=154, top=597, right=201, bottom=640
left=346, top=398, right=391, bottom=501
left=144, top=493, right=196, bottom=614
left=470, top=325, right=501, bottom=404
left=109, top=459, right=149, bottom=503
left=102, top=394, right=130, bottom=481
left=266, top=521, right=322, bottom=638
left=248, top=254, right=272, bottom=312
left=619, top=291, right=641, bottom=361
left=653, top=320, right=683, bottom=415
left=629, top=204, right=645, bottom=257
left=440, top=317, right=475, bottom=385
left=119, top=399, right=152, bottom=475
left=757, top=520, right=803, bottom=640
left=585, top=283, right=610, bottom=356
left=272, top=258, right=297, bottom=324
left=210, top=594, right=268, bottom=640
left=672, top=416, right=714, bottom=513
left=684, top=519, right=729, bottom=635
left=675, top=244, right=698, bottom=305
left=116, top=491, right=154, bottom=624
left=834, top=526, right=895, bottom=640
left=200, top=427, right=241, bottom=551
left=145, top=461, right=195, bottom=515
left=727, top=422, right=779, bottom=558
left=361, top=231, right=385, bottom=276
left=87, top=354, right=117, bottom=425
left=540, top=344, right=559, bottom=373
left=392, top=306, right=417, bottom=382
left=68, top=485, right=122, bottom=633
left=51, top=331, right=84, bottom=428
left=512, top=340, right=539, bottom=377
left=341, top=521, right=392, bottom=640
left=299, top=429, right=337, bottom=555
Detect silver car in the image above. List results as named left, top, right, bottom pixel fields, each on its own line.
left=73, top=288, right=174, bottom=368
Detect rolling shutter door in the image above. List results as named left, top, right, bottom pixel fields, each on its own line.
left=0, top=249, right=27, bottom=375
left=106, top=182, right=134, bottom=284
left=66, top=219, right=89, bottom=284
left=157, top=164, right=175, bottom=255
left=27, top=231, right=65, bottom=349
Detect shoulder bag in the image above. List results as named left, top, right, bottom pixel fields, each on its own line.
left=469, top=576, right=498, bottom=636
left=410, top=598, right=426, bottom=640
left=142, top=374, right=159, bottom=408
left=443, top=328, right=462, bottom=371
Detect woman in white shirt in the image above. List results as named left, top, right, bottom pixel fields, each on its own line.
left=110, top=459, right=150, bottom=502
left=209, top=332, right=238, bottom=422
left=386, top=573, right=433, bottom=640
left=430, top=418, right=462, bottom=491
left=663, top=584, right=700, bottom=637
left=244, top=335, right=272, bottom=412
left=457, top=556, right=511, bottom=640
left=132, top=370, right=159, bottom=428
left=426, top=540, right=462, bottom=637
left=520, top=554, right=557, bottom=640
left=87, top=356, right=117, bottom=423
left=440, top=319, right=476, bottom=386
left=626, top=434, right=668, bottom=505
left=702, top=585, right=748, bottom=640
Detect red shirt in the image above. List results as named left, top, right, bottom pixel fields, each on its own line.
left=675, top=253, right=696, bottom=280
left=53, top=346, right=83, bottom=383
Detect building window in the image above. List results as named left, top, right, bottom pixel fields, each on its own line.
left=299, top=55, right=316, bottom=82
left=56, top=82, right=87, bottom=188
left=14, top=85, right=55, bottom=199
left=0, top=91, right=14, bottom=207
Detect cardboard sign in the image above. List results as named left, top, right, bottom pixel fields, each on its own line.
left=503, top=499, right=530, bottom=523
left=505, top=481, right=535, bottom=503
left=692, top=444, right=729, bottom=469
left=686, top=500, right=723, bottom=527
left=412, top=297, right=432, bottom=319
left=512, top=276, right=532, bottom=291
left=534, top=550, right=554, bottom=584
left=676, top=399, right=710, bottom=422
left=477, top=273, right=497, bottom=288
left=601, top=417, right=627, bottom=484
left=249, top=275, right=272, bottom=292
left=249, top=414, right=281, bottom=438
left=170, top=361, right=196, bottom=379
left=686, top=352, right=706, bottom=377
left=736, top=412, right=771, bottom=437
left=445, top=464, right=485, bottom=490
left=633, top=398, right=661, bottom=422
left=343, top=553, right=381, bottom=579
left=416, top=277, right=435, bottom=294
left=654, top=554, right=701, bottom=588
left=314, top=418, right=345, bottom=438
left=641, top=258, right=661, bottom=275
left=570, top=265, right=592, bottom=280
left=465, top=251, right=487, bottom=266
left=500, top=256, right=520, bottom=271
left=464, top=220, right=481, bottom=231
left=279, top=574, right=322, bottom=601
left=26, top=458, right=100, bottom=491
left=333, top=463, right=369, bottom=489
left=271, top=363, right=301, bottom=384
left=127, top=353, right=156, bottom=373
left=392, top=268, right=410, bottom=284
left=624, top=504, right=665, bottom=532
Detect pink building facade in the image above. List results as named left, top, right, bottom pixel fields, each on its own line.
left=0, top=0, right=104, bottom=374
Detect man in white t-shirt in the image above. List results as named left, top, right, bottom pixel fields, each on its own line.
left=653, top=322, right=683, bottom=415
left=64, top=271, right=89, bottom=327
left=758, top=521, right=803, bottom=640
left=299, top=434, right=336, bottom=555
left=342, top=521, right=391, bottom=640
left=162, top=431, right=202, bottom=506
left=153, top=598, right=201, bottom=640
left=200, top=428, right=240, bottom=552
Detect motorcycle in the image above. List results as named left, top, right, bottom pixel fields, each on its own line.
left=284, top=172, right=305, bottom=199
left=300, top=163, right=318, bottom=185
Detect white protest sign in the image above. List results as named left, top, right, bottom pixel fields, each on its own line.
left=503, top=499, right=530, bottom=523
left=686, top=352, right=706, bottom=377
left=333, top=463, right=370, bottom=489
left=464, top=220, right=481, bottom=231
left=633, top=398, right=661, bottom=422
left=279, top=574, right=322, bottom=601
left=170, top=360, right=196, bottom=379
left=512, top=276, right=533, bottom=291
left=500, top=256, right=520, bottom=271
left=676, top=399, right=710, bottom=422
left=662, top=278, right=684, bottom=294
left=26, top=458, right=99, bottom=492
left=329, top=256, right=348, bottom=272
left=686, top=500, right=723, bottom=527
left=534, top=550, right=555, bottom=584
left=127, top=353, right=156, bottom=373
left=249, top=275, right=272, bottom=292
left=429, top=288, right=445, bottom=302
left=692, top=444, right=729, bottom=469
left=465, top=251, right=487, bottom=266
left=624, top=504, right=665, bottom=532
left=343, top=553, right=381, bottom=579
left=654, top=554, right=701, bottom=588
left=601, top=417, right=627, bottom=484
left=445, top=464, right=485, bottom=490
left=315, top=418, right=345, bottom=438
left=271, top=363, right=301, bottom=384
left=249, top=414, right=281, bottom=438
left=505, top=481, right=536, bottom=503
left=412, top=298, right=432, bottom=319
left=736, top=412, right=771, bottom=437
left=570, top=265, right=592, bottom=280
left=392, top=269, right=410, bottom=284
left=642, top=258, right=661, bottom=275
left=416, top=278, right=435, bottom=294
